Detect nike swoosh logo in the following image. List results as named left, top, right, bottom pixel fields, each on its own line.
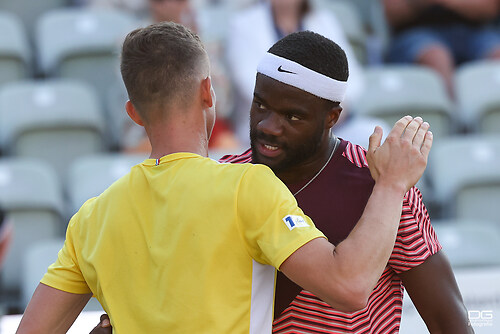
left=277, top=65, right=296, bottom=74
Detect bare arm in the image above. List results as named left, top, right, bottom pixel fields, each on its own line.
left=384, top=0, right=500, bottom=26
left=400, top=251, right=474, bottom=333
left=281, top=116, right=433, bottom=312
left=438, top=0, right=500, bottom=21
left=16, top=283, right=92, bottom=334
left=383, top=0, right=435, bottom=27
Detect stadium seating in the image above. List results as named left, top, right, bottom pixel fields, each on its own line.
left=20, top=238, right=64, bottom=309
left=428, top=134, right=500, bottom=222
left=0, top=79, right=107, bottom=181
left=0, top=11, right=31, bottom=88
left=34, top=7, right=140, bottom=139
left=401, top=266, right=500, bottom=334
left=0, top=157, right=65, bottom=304
left=0, top=0, right=70, bottom=39
left=21, top=238, right=104, bottom=312
left=356, top=65, right=455, bottom=140
left=433, top=220, right=500, bottom=268
left=401, top=219, right=500, bottom=332
left=66, top=153, right=146, bottom=217
left=312, top=0, right=367, bottom=64
left=455, top=60, right=500, bottom=134
left=105, top=80, right=135, bottom=150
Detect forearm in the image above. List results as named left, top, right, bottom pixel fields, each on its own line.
left=440, top=0, right=500, bottom=21
left=425, top=309, right=474, bottom=334
left=401, top=252, right=474, bottom=334
left=329, top=182, right=405, bottom=304
left=383, top=0, right=430, bottom=27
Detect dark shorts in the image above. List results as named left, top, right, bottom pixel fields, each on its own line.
left=386, top=24, right=500, bottom=64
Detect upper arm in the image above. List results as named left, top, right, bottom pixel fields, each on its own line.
left=279, top=237, right=363, bottom=312
left=279, top=237, right=333, bottom=290
left=16, top=283, right=92, bottom=334
left=399, top=251, right=474, bottom=333
left=391, top=189, right=474, bottom=332
left=42, top=213, right=92, bottom=295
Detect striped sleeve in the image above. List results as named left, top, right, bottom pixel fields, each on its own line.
left=389, top=187, right=442, bottom=273
left=219, top=148, right=252, bottom=164
left=342, top=142, right=442, bottom=273
left=342, top=141, right=369, bottom=168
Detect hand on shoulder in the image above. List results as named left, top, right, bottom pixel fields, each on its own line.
left=366, top=116, right=433, bottom=194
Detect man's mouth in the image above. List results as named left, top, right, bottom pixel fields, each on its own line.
left=264, top=144, right=278, bottom=151
left=257, top=141, right=283, bottom=158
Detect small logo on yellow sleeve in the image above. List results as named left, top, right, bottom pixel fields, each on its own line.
left=282, top=215, right=309, bottom=231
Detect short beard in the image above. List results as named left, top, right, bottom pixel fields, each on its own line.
left=250, top=124, right=325, bottom=174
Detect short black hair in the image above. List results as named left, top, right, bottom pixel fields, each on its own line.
left=268, top=30, right=349, bottom=82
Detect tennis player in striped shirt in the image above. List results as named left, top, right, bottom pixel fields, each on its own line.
left=218, top=31, right=473, bottom=333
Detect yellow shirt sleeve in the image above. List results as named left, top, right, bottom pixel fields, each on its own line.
left=236, top=164, right=326, bottom=269
left=40, top=209, right=92, bottom=294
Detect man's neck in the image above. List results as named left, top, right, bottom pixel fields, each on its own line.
left=276, top=136, right=339, bottom=186
left=147, top=113, right=210, bottom=160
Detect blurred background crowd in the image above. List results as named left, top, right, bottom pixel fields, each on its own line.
left=0, top=0, right=500, bottom=332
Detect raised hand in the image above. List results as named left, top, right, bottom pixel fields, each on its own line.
left=366, top=116, right=433, bottom=193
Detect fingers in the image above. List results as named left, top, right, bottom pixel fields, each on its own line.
left=420, top=130, right=433, bottom=159
left=368, top=126, right=383, bottom=153
left=401, top=116, right=423, bottom=142
left=99, top=314, right=111, bottom=328
left=389, top=115, right=413, bottom=139
left=401, top=117, right=433, bottom=157
left=412, top=120, right=430, bottom=148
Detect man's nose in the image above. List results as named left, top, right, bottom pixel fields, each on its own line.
left=258, top=111, right=283, bottom=137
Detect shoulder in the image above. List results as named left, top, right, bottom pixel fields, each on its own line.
left=339, top=139, right=370, bottom=169
left=402, top=186, right=429, bottom=221
left=68, top=196, right=98, bottom=230
left=403, top=186, right=425, bottom=210
left=219, top=148, right=253, bottom=164
left=210, top=154, right=273, bottom=186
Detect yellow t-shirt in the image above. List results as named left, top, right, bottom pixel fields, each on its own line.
left=41, top=153, right=324, bottom=333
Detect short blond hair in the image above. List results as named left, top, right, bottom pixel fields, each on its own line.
left=120, top=21, right=209, bottom=121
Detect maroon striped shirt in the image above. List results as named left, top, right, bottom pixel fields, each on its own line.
left=219, top=139, right=441, bottom=333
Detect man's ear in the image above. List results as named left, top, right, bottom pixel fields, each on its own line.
left=126, top=100, right=144, bottom=126
left=326, top=105, right=342, bottom=129
left=201, top=76, right=215, bottom=109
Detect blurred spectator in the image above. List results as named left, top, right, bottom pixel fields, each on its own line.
left=80, top=0, right=150, bottom=19
left=147, top=0, right=198, bottom=31
left=0, top=207, right=13, bottom=270
left=226, top=0, right=366, bottom=146
left=383, top=0, right=500, bottom=98
left=84, top=0, right=240, bottom=153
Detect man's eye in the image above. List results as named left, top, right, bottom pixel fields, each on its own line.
left=287, top=114, right=300, bottom=121
left=255, top=102, right=266, bottom=110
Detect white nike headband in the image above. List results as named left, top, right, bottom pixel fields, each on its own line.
left=257, top=52, right=347, bottom=102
